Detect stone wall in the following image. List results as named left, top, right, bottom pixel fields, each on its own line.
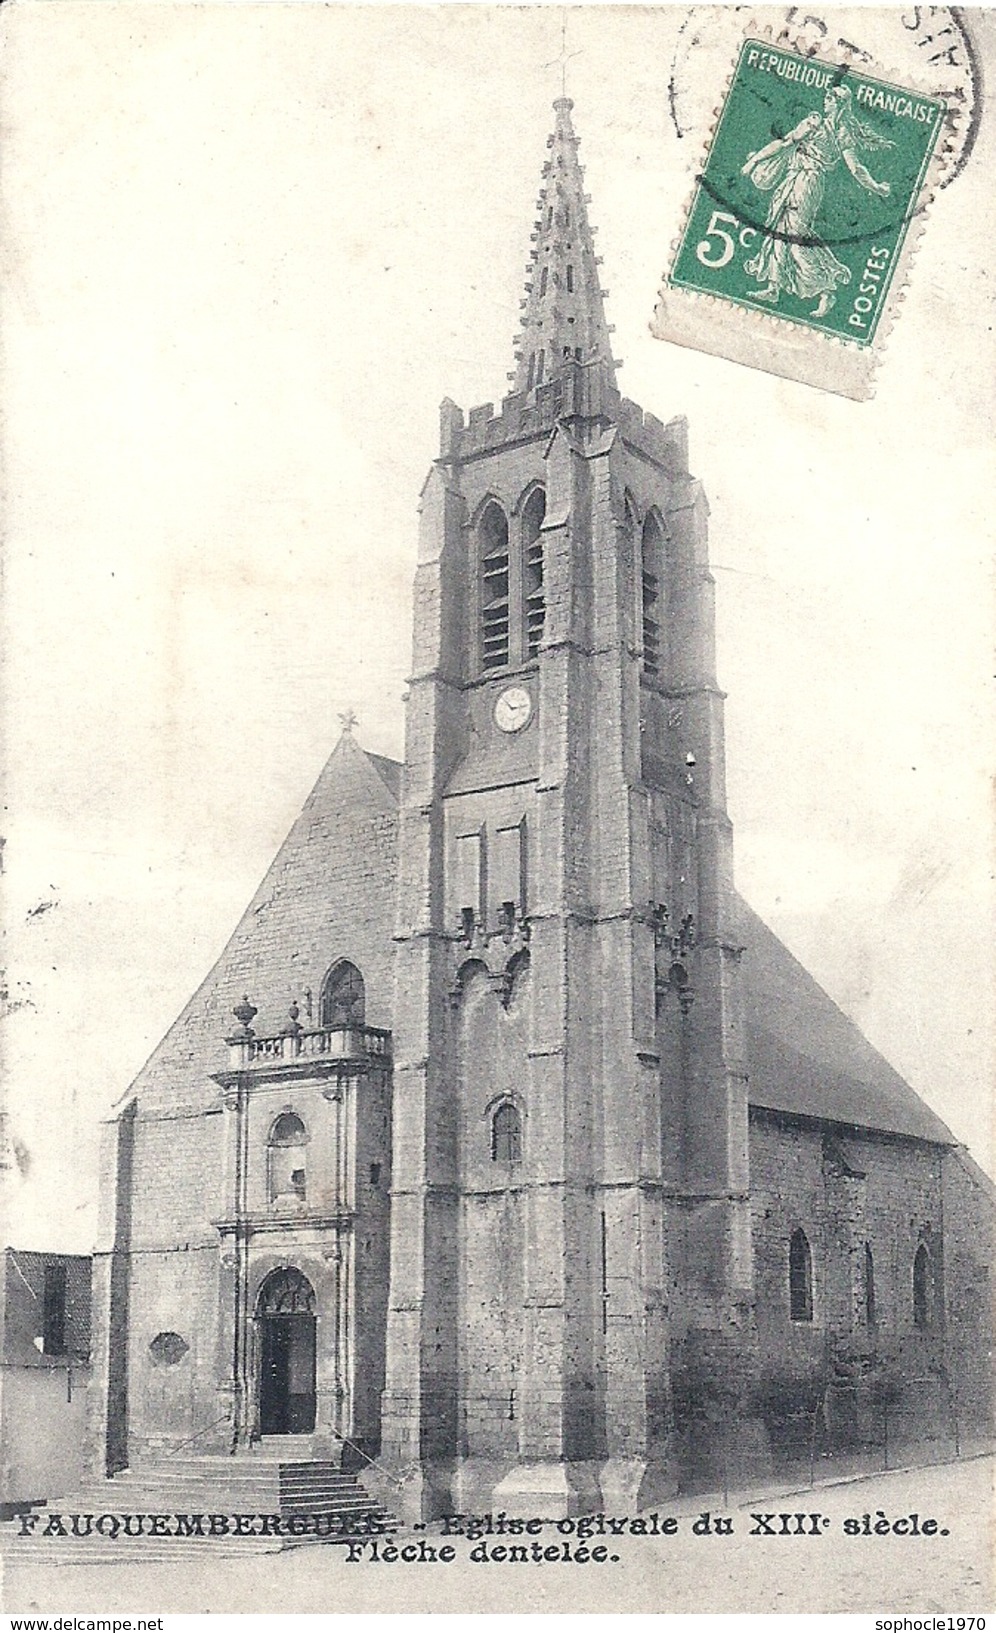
left=941, top=1149, right=994, bottom=1429
left=750, top=1112, right=945, bottom=1351
left=90, top=737, right=402, bottom=1471
left=2, top=1249, right=93, bottom=1503
left=745, top=1111, right=993, bottom=1456
left=1, top=1365, right=91, bottom=1506
left=456, top=960, right=529, bottom=1459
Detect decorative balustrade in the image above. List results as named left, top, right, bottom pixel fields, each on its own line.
left=224, top=1020, right=392, bottom=1073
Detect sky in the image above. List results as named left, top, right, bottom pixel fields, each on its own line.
left=1, top=4, right=993, bottom=1252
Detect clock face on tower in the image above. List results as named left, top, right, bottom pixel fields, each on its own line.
left=493, top=686, right=533, bottom=734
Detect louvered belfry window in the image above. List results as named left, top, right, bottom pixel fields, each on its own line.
left=641, top=512, right=664, bottom=678
left=480, top=502, right=511, bottom=670
left=523, top=488, right=546, bottom=659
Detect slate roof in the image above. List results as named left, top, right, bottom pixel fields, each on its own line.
left=364, top=751, right=403, bottom=801
left=739, top=896, right=954, bottom=1146
left=122, top=736, right=402, bottom=1113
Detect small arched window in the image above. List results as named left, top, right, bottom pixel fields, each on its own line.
left=268, top=1112, right=308, bottom=1202
left=865, top=1242, right=876, bottom=1327
left=641, top=513, right=664, bottom=678
left=270, top=1112, right=307, bottom=1146
left=523, top=488, right=546, bottom=659
left=491, top=1102, right=522, bottom=1165
left=480, top=503, right=510, bottom=671
left=789, top=1228, right=813, bottom=1322
left=913, top=1243, right=932, bottom=1330
left=321, top=961, right=365, bottom=1028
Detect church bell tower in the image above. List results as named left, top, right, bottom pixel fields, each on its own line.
left=383, top=98, right=751, bottom=1518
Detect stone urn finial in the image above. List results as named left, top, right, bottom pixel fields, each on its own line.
left=233, top=995, right=258, bottom=1034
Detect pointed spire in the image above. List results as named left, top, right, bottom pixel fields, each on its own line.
left=511, top=99, right=616, bottom=396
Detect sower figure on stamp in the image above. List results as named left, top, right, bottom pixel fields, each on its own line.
left=741, top=84, right=892, bottom=317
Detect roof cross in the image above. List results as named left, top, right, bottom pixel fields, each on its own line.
left=544, top=11, right=582, bottom=100
left=338, top=708, right=358, bottom=735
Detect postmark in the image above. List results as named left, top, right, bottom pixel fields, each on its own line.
left=652, top=23, right=964, bottom=397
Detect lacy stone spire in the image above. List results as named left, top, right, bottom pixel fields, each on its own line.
left=511, top=98, right=616, bottom=395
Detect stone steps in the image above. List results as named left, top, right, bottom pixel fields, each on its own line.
left=2, top=1535, right=280, bottom=1566
left=0, top=1454, right=396, bottom=1564
left=84, top=1473, right=370, bottom=1506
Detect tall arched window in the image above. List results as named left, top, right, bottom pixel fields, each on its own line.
left=320, top=960, right=365, bottom=1028
left=641, top=513, right=664, bottom=678
left=268, top=1111, right=308, bottom=1202
left=491, top=1102, right=523, bottom=1165
left=523, top=488, right=546, bottom=658
left=789, top=1228, right=813, bottom=1322
left=865, top=1242, right=876, bottom=1328
left=913, top=1243, right=932, bottom=1330
left=480, top=503, right=510, bottom=670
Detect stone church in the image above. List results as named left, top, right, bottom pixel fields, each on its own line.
left=89, top=99, right=992, bottom=1518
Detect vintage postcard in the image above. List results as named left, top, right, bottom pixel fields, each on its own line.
left=1, top=3, right=993, bottom=1619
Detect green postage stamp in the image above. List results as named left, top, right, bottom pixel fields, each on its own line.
left=653, top=40, right=946, bottom=398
